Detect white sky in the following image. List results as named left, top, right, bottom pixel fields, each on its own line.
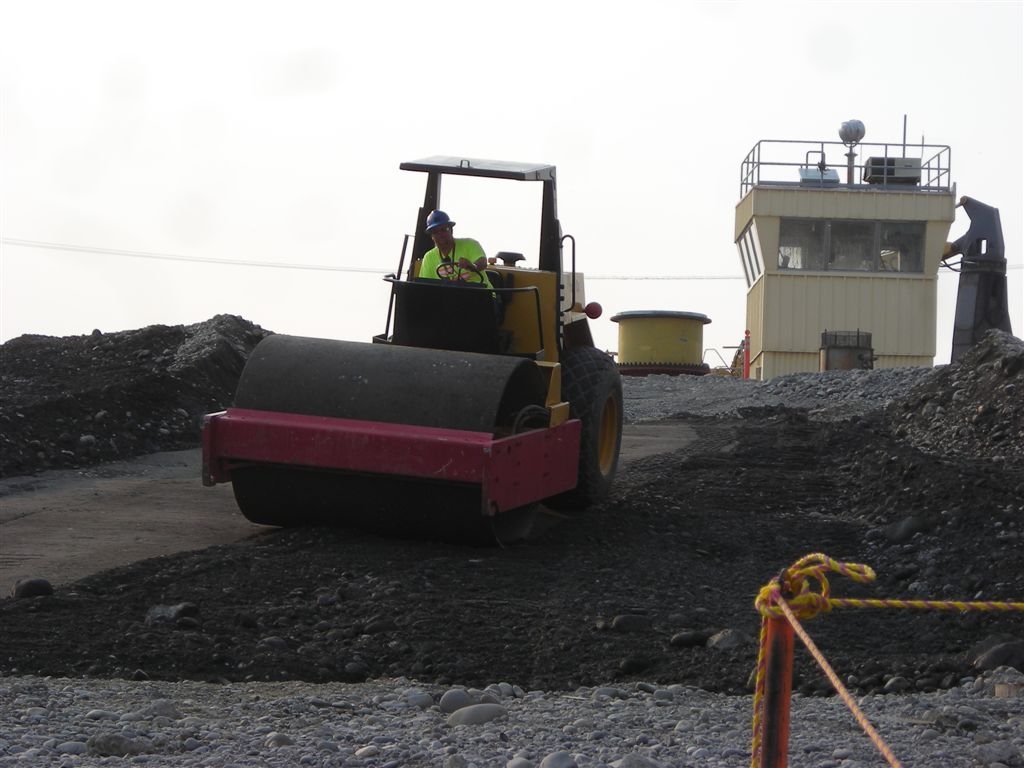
left=2, top=0, right=1021, bottom=366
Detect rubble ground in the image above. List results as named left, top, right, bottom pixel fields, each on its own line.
left=0, top=319, right=1021, bottom=696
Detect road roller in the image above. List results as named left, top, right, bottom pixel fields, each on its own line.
left=201, top=156, right=623, bottom=543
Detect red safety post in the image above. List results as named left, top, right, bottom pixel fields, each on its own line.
left=758, top=615, right=795, bottom=768
left=743, top=329, right=751, bottom=379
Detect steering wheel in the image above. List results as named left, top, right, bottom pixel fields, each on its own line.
left=436, top=260, right=486, bottom=284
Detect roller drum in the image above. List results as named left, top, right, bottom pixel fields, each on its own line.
left=235, top=335, right=545, bottom=432
left=228, top=335, right=548, bottom=541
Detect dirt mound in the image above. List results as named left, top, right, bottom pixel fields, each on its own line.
left=0, top=321, right=1021, bottom=696
left=0, top=315, right=271, bottom=478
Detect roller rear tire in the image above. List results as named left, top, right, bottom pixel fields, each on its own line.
left=545, top=346, right=623, bottom=511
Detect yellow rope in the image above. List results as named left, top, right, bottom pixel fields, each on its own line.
left=830, top=597, right=1024, bottom=612
left=749, top=553, right=1024, bottom=768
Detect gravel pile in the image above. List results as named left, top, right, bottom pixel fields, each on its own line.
left=622, top=365, right=935, bottom=423
left=625, top=328, right=1023, bottom=463
left=888, top=331, right=1024, bottom=464
left=624, top=328, right=1023, bottom=470
left=0, top=315, right=271, bottom=478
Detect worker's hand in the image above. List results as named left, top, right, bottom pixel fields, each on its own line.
left=457, top=257, right=478, bottom=272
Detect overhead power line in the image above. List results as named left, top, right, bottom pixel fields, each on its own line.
left=1, top=237, right=388, bottom=274
left=586, top=275, right=744, bottom=281
left=9, top=237, right=1015, bottom=281
left=0, top=237, right=747, bottom=280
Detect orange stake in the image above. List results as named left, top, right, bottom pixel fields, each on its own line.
left=758, top=616, right=794, bottom=768
left=743, top=329, right=751, bottom=379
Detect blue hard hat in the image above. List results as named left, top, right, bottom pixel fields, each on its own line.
left=425, top=210, right=455, bottom=233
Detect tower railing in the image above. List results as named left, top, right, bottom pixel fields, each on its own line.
left=739, top=138, right=952, bottom=197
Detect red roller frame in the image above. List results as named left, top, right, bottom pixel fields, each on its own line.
left=202, top=408, right=581, bottom=516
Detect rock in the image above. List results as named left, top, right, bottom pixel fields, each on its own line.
left=363, top=616, right=398, bottom=633
left=611, top=755, right=665, bottom=767
left=145, top=602, right=199, bottom=625
left=706, top=629, right=745, bottom=649
left=619, top=655, right=652, bottom=674
left=610, top=614, right=652, bottom=632
left=440, top=688, right=475, bottom=713
left=403, top=690, right=434, bottom=709
left=883, top=516, right=928, bottom=544
left=135, top=699, right=182, bottom=719
left=56, top=741, right=88, bottom=755
left=974, top=640, right=1024, bottom=672
left=974, top=739, right=1020, bottom=764
left=539, top=751, right=578, bottom=768
left=263, top=732, right=294, bottom=747
left=669, top=629, right=712, bottom=647
left=446, top=702, right=507, bottom=726
left=11, top=577, right=53, bottom=599
left=343, top=661, right=368, bottom=681
left=258, top=636, right=288, bottom=649
left=85, top=709, right=119, bottom=720
left=86, top=733, right=146, bottom=756
left=883, top=676, right=911, bottom=693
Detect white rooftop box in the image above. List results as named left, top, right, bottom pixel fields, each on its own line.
left=863, top=157, right=922, bottom=184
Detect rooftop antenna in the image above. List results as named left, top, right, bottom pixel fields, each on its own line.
left=839, top=119, right=866, bottom=185
left=902, top=114, right=908, bottom=158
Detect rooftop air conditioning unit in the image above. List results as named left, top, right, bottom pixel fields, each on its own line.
left=863, top=157, right=921, bottom=185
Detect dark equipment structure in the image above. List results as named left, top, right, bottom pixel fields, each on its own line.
left=943, top=196, right=1014, bottom=363
left=819, top=330, right=875, bottom=372
left=202, top=157, right=623, bottom=543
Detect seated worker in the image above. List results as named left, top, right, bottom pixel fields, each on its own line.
left=419, top=210, right=495, bottom=291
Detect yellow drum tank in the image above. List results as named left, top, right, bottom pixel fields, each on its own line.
left=609, top=310, right=711, bottom=376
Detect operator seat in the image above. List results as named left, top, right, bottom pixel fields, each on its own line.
left=485, top=269, right=512, bottom=325
left=487, top=251, right=524, bottom=327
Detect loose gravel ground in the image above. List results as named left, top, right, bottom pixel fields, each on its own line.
left=1, top=319, right=1022, bottom=767
left=1, top=669, right=1022, bottom=767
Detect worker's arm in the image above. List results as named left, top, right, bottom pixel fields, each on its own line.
left=456, top=239, right=489, bottom=280
left=457, top=256, right=487, bottom=273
